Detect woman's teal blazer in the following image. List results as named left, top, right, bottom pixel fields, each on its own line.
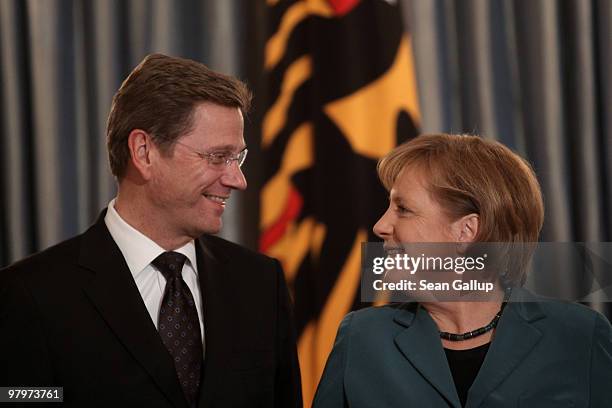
left=313, top=299, right=612, bottom=407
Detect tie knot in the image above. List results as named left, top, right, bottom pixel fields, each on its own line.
left=152, top=251, right=187, bottom=280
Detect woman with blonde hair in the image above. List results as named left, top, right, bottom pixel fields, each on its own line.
left=313, top=133, right=612, bottom=407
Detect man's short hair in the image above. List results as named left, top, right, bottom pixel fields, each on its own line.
left=106, top=53, right=252, bottom=179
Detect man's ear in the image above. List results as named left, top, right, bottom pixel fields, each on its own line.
left=452, top=213, right=480, bottom=243
left=127, top=129, right=155, bottom=180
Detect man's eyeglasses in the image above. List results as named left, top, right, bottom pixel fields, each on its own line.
left=174, top=140, right=248, bottom=169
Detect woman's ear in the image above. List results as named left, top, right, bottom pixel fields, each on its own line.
left=453, top=213, right=480, bottom=243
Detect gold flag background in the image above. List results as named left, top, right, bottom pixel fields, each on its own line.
left=260, top=0, right=421, bottom=405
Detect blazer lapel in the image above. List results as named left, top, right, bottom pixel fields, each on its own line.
left=78, top=213, right=188, bottom=408
left=195, top=236, right=231, bottom=408
left=466, top=301, right=545, bottom=408
left=393, top=305, right=462, bottom=408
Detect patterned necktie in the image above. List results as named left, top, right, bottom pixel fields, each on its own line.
left=153, top=252, right=203, bottom=406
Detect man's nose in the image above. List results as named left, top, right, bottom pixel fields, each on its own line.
left=221, top=161, right=247, bottom=190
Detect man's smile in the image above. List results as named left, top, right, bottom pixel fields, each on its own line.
left=203, top=193, right=228, bottom=205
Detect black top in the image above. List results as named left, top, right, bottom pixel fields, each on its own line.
left=444, top=342, right=490, bottom=407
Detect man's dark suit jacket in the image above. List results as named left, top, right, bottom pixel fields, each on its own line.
left=0, top=212, right=302, bottom=407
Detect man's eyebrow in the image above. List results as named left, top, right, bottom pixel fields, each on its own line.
left=206, top=144, right=247, bottom=152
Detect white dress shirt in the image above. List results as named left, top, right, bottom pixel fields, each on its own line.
left=104, top=199, right=205, bottom=346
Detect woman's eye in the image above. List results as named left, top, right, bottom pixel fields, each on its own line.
left=396, top=205, right=411, bottom=214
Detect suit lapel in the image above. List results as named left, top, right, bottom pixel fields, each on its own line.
left=466, top=301, right=545, bottom=408
left=78, top=213, right=188, bottom=408
left=195, top=236, right=231, bottom=408
left=393, top=305, right=462, bottom=408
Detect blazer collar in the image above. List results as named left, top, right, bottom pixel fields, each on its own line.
left=392, top=298, right=546, bottom=408
left=78, top=211, right=189, bottom=408
left=466, top=299, right=545, bottom=408
left=393, top=304, right=462, bottom=408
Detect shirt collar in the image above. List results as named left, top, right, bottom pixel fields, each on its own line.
left=104, top=198, right=198, bottom=277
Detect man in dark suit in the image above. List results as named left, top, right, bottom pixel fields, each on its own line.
left=0, top=54, right=302, bottom=408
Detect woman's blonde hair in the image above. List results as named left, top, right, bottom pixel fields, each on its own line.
left=378, top=134, right=544, bottom=285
